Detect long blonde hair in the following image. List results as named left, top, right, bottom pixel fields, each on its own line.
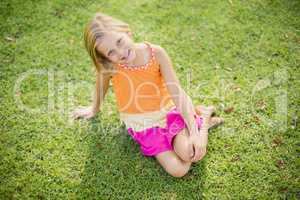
left=84, top=12, right=132, bottom=72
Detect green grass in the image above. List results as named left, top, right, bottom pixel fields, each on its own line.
left=1, top=0, right=299, bottom=199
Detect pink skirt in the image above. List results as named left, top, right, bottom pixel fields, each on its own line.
left=127, top=107, right=203, bottom=156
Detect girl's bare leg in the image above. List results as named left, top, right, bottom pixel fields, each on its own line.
left=172, top=116, right=223, bottom=162
left=172, top=127, right=196, bottom=162
left=155, top=150, right=191, bottom=178
left=172, top=103, right=224, bottom=163
left=155, top=106, right=224, bottom=178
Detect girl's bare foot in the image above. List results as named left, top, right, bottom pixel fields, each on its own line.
left=195, top=105, right=224, bottom=129
left=208, top=117, right=224, bottom=130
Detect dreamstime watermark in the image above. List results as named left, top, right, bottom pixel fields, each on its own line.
left=13, top=67, right=288, bottom=135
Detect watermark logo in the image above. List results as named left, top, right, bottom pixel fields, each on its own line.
left=13, top=67, right=288, bottom=133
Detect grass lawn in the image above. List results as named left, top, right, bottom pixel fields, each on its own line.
left=0, top=0, right=299, bottom=199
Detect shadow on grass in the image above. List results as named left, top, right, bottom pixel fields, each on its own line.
left=76, top=114, right=207, bottom=199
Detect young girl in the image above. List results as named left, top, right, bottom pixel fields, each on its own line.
left=73, top=12, right=223, bottom=178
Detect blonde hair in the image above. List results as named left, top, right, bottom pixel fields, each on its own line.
left=84, top=12, right=132, bottom=72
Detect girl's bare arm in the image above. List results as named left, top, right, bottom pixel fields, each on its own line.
left=91, top=70, right=112, bottom=113
left=73, top=69, right=112, bottom=119
left=154, top=45, right=199, bottom=136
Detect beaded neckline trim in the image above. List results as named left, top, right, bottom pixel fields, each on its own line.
left=117, top=41, right=154, bottom=71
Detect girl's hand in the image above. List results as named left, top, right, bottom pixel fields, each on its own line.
left=72, top=106, right=98, bottom=119
left=189, top=131, right=208, bottom=162
left=189, top=116, right=224, bottom=162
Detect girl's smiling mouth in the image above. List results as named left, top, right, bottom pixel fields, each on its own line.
left=127, top=49, right=131, bottom=60
left=125, top=49, right=132, bottom=62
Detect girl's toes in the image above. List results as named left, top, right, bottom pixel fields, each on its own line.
left=209, top=117, right=224, bottom=129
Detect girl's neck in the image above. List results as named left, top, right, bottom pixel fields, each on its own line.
left=123, top=42, right=149, bottom=67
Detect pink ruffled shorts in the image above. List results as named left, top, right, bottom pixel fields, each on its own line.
left=127, top=107, right=203, bottom=156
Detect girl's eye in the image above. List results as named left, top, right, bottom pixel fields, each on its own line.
left=108, top=50, right=116, bottom=57
left=117, top=38, right=123, bottom=46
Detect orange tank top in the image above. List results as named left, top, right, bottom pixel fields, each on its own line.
left=111, top=42, right=175, bottom=114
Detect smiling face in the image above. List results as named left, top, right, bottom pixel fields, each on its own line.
left=95, top=31, right=136, bottom=65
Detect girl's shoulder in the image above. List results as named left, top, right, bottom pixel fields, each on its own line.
left=147, top=42, right=164, bottom=54
left=146, top=42, right=166, bottom=64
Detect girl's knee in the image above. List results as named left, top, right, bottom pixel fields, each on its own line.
left=175, top=142, right=192, bottom=162
left=168, top=163, right=190, bottom=178
left=164, top=157, right=190, bottom=178
left=173, top=130, right=193, bottom=162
